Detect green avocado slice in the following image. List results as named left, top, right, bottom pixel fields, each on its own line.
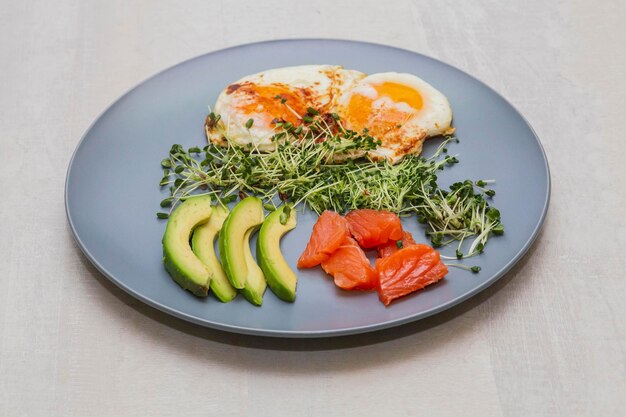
left=191, top=205, right=237, bottom=302
left=162, top=195, right=214, bottom=296
left=239, top=226, right=267, bottom=306
left=257, top=205, right=298, bottom=302
left=218, top=197, right=265, bottom=290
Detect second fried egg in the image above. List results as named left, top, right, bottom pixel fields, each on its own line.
left=335, top=72, right=452, bottom=162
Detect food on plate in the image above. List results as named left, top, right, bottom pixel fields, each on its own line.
left=297, top=210, right=351, bottom=268
left=345, top=209, right=403, bottom=248
left=191, top=205, right=237, bottom=302
left=320, top=237, right=377, bottom=291
left=375, top=244, right=448, bottom=306
left=162, top=195, right=214, bottom=296
left=157, top=65, right=503, bottom=306
left=257, top=205, right=298, bottom=302
left=206, top=65, right=451, bottom=163
left=218, top=197, right=265, bottom=294
left=376, top=231, right=417, bottom=258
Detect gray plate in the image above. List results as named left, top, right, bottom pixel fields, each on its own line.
left=65, top=39, right=550, bottom=338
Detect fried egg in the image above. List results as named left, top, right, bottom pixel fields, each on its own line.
left=207, top=66, right=452, bottom=163
left=208, top=65, right=365, bottom=151
left=335, top=72, right=452, bottom=162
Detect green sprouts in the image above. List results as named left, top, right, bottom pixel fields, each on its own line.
left=157, top=112, right=504, bottom=256
left=412, top=180, right=503, bottom=257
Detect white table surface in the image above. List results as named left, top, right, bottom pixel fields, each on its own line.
left=1, top=1, right=625, bottom=415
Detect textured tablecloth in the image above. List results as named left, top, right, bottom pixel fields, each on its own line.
left=1, top=1, right=624, bottom=415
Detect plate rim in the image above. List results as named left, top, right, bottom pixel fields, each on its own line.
left=65, top=38, right=551, bottom=338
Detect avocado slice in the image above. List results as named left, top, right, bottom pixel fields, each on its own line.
left=162, top=195, right=213, bottom=296
left=239, top=226, right=267, bottom=306
left=218, top=197, right=265, bottom=290
left=257, top=205, right=298, bottom=302
left=191, top=205, right=237, bottom=302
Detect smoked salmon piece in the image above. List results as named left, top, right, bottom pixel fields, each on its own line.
left=376, top=231, right=417, bottom=258
left=321, top=237, right=378, bottom=290
left=298, top=211, right=351, bottom=268
left=375, top=244, right=447, bottom=306
left=345, top=209, right=403, bottom=248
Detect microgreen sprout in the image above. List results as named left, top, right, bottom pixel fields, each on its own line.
left=445, top=263, right=482, bottom=273
left=279, top=205, right=292, bottom=225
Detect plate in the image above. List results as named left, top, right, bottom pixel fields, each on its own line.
left=65, top=39, right=550, bottom=337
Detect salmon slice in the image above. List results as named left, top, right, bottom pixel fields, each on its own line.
left=298, top=210, right=351, bottom=269
left=345, top=209, right=404, bottom=248
left=321, top=237, right=378, bottom=290
left=376, top=231, right=417, bottom=258
left=375, top=244, right=447, bottom=306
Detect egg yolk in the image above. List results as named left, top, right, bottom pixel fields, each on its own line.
left=229, top=83, right=311, bottom=126
left=343, top=82, right=423, bottom=136
left=375, top=82, right=423, bottom=111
